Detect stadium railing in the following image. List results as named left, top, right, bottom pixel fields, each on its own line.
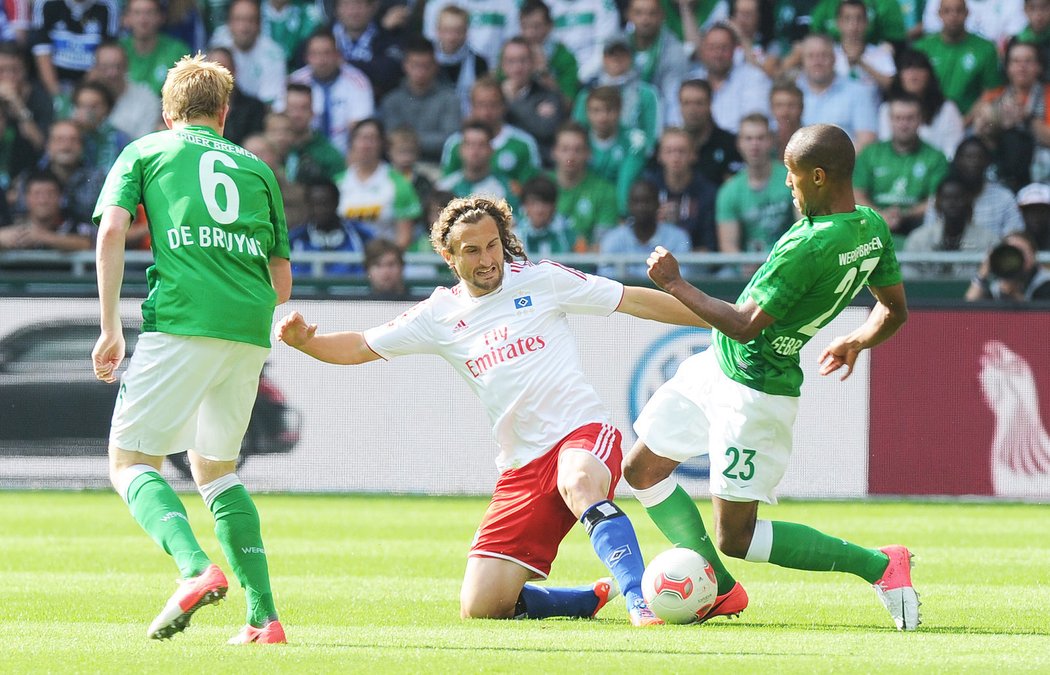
left=2, top=250, right=1049, bottom=303
left=4, top=249, right=1048, bottom=278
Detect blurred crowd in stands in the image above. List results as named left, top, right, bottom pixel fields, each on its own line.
left=0, top=0, right=1049, bottom=297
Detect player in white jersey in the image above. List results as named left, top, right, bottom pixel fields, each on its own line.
left=277, top=196, right=709, bottom=626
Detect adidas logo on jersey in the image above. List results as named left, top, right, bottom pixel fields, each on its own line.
left=452, top=319, right=469, bottom=333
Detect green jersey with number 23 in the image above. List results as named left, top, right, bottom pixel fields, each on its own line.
left=94, top=126, right=291, bottom=348
left=714, top=205, right=902, bottom=397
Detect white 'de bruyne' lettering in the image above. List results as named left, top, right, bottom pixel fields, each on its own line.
left=166, top=225, right=265, bottom=258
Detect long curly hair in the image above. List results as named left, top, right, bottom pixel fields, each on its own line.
left=429, top=195, right=527, bottom=264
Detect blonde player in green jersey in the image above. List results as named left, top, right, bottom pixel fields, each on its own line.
left=91, top=54, right=291, bottom=644
left=623, top=124, right=920, bottom=631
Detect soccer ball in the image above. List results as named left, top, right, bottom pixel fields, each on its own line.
left=641, top=548, right=718, bottom=624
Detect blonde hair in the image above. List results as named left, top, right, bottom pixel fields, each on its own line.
left=161, top=53, right=234, bottom=123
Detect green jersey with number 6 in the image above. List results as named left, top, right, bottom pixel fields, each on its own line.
left=94, top=125, right=291, bottom=348
left=714, top=205, right=902, bottom=397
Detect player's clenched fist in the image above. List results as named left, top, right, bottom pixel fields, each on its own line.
left=647, top=246, right=682, bottom=290
left=92, top=330, right=125, bottom=383
left=276, top=311, right=317, bottom=348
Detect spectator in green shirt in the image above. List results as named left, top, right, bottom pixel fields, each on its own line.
left=912, top=0, right=1002, bottom=118
left=809, top=0, right=906, bottom=47
left=440, top=77, right=542, bottom=195
left=583, top=86, right=650, bottom=217
left=715, top=113, right=794, bottom=261
left=121, top=0, right=192, bottom=96
left=855, top=93, right=950, bottom=243
left=283, top=83, right=346, bottom=184
left=550, top=122, right=618, bottom=251
left=1017, top=0, right=1050, bottom=81
left=516, top=174, right=574, bottom=257
left=572, top=38, right=662, bottom=154
left=262, top=0, right=322, bottom=67
left=519, top=0, right=579, bottom=104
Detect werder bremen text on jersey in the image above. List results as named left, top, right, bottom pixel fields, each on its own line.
left=838, top=236, right=884, bottom=266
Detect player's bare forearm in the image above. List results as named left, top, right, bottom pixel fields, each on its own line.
left=848, top=283, right=908, bottom=352
left=96, top=206, right=131, bottom=332
left=275, top=311, right=381, bottom=365
left=647, top=247, right=771, bottom=341
left=616, top=286, right=710, bottom=328
left=839, top=304, right=906, bottom=353
left=660, top=278, right=769, bottom=342
left=269, top=256, right=292, bottom=304
left=292, top=332, right=376, bottom=365
left=818, top=284, right=906, bottom=380
left=818, top=301, right=906, bottom=380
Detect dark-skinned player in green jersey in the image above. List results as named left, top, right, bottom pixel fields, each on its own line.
left=623, top=123, right=919, bottom=631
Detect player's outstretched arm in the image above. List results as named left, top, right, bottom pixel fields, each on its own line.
left=818, top=282, right=908, bottom=380
left=616, top=286, right=711, bottom=328
left=275, top=311, right=382, bottom=365
left=646, top=246, right=774, bottom=342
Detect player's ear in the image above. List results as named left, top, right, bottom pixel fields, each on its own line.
left=813, top=167, right=825, bottom=186
left=216, top=104, right=230, bottom=134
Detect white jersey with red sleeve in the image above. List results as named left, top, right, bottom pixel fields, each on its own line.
left=363, top=260, right=626, bottom=472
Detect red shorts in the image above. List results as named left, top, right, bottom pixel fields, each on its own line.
left=469, top=422, right=623, bottom=579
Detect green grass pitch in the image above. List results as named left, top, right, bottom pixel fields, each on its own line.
left=2, top=492, right=1048, bottom=673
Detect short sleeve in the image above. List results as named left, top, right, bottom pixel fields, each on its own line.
left=265, top=167, right=291, bottom=259
left=439, top=135, right=460, bottom=175
left=391, top=170, right=423, bottom=221
left=865, top=211, right=904, bottom=287
left=874, top=0, right=906, bottom=43
left=93, top=143, right=143, bottom=224
left=979, top=42, right=1003, bottom=90
left=594, top=182, right=620, bottom=231
left=362, top=299, right=439, bottom=359
left=715, top=178, right=738, bottom=223
left=853, top=145, right=876, bottom=192
left=540, top=260, right=624, bottom=316
left=867, top=231, right=903, bottom=287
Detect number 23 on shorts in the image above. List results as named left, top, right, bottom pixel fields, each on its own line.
left=722, top=447, right=756, bottom=481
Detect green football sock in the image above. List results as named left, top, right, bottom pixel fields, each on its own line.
left=125, top=471, right=210, bottom=579
left=644, top=485, right=737, bottom=595
left=768, top=521, right=890, bottom=584
left=209, top=483, right=277, bottom=627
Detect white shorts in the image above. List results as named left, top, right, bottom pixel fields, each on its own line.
left=633, top=348, right=799, bottom=504
left=110, top=332, right=269, bottom=461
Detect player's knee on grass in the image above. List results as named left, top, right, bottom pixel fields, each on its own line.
left=459, top=587, right=518, bottom=619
